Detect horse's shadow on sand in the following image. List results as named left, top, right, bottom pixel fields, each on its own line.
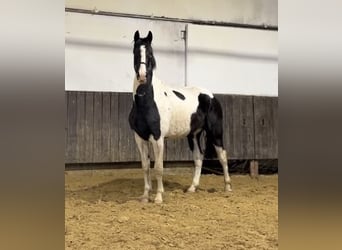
left=67, top=178, right=186, bottom=204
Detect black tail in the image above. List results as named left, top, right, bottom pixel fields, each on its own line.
left=204, top=131, right=217, bottom=159
left=203, top=96, right=224, bottom=159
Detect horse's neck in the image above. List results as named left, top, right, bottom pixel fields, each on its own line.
left=133, top=75, right=166, bottom=94
left=133, top=77, right=139, bottom=95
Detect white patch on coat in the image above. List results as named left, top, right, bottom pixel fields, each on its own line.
left=151, top=76, right=213, bottom=138
left=138, top=45, right=147, bottom=82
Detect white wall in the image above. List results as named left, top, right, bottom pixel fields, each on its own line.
left=66, top=0, right=277, bottom=26
left=187, top=24, right=278, bottom=96
left=65, top=12, right=186, bottom=92
left=65, top=10, right=278, bottom=96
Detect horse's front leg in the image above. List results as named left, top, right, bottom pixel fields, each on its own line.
left=134, top=133, right=152, bottom=202
left=151, top=137, right=164, bottom=203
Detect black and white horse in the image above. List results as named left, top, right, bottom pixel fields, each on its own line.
left=129, top=31, right=232, bottom=203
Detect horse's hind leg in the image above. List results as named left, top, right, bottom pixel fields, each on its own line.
left=205, top=97, right=232, bottom=192
left=134, top=133, right=152, bottom=202
left=187, top=134, right=203, bottom=192
left=214, top=144, right=232, bottom=192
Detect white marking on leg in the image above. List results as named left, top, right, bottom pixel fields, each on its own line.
left=214, top=145, right=232, bottom=191
left=151, top=137, right=164, bottom=203
left=134, top=133, right=151, bottom=202
left=188, top=137, right=203, bottom=192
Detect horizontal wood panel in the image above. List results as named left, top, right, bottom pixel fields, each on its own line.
left=65, top=91, right=278, bottom=163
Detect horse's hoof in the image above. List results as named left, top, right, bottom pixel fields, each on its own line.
left=154, top=192, right=163, bottom=203
left=187, top=186, right=196, bottom=193
left=154, top=198, right=163, bottom=204
left=225, top=185, right=233, bottom=192
left=140, top=197, right=149, bottom=203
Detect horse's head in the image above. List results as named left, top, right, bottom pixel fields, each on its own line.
left=133, top=30, right=156, bottom=84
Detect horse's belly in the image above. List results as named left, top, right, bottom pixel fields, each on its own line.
left=166, top=116, right=191, bottom=138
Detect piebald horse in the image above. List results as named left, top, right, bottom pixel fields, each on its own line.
left=129, top=30, right=232, bottom=203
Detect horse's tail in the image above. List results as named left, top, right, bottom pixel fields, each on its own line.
left=201, top=95, right=224, bottom=159
left=204, top=131, right=217, bottom=159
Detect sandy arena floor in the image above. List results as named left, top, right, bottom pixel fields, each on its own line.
left=65, top=167, right=278, bottom=249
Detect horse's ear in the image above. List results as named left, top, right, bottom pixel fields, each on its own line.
left=147, top=31, right=153, bottom=43
left=134, top=30, right=140, bottom=42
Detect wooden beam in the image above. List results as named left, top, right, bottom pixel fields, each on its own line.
left=250, top=160, right=259, bottom=178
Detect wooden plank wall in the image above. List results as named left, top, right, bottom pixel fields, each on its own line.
left=254, top=96, right=278, bottom=159
left=215, top=95, right=255, bottom=159
left=65, top=91, right=278, bottom=163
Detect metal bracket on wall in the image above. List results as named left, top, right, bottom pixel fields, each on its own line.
left=180, top=29, right=187, bottom=40
left=181, top=25, right=188, bottom=86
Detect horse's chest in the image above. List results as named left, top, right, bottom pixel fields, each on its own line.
left=129, top=86, right=162, bottom=141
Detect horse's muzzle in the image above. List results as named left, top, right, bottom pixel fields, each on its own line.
left=137, top=74, right=147, bottom=84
